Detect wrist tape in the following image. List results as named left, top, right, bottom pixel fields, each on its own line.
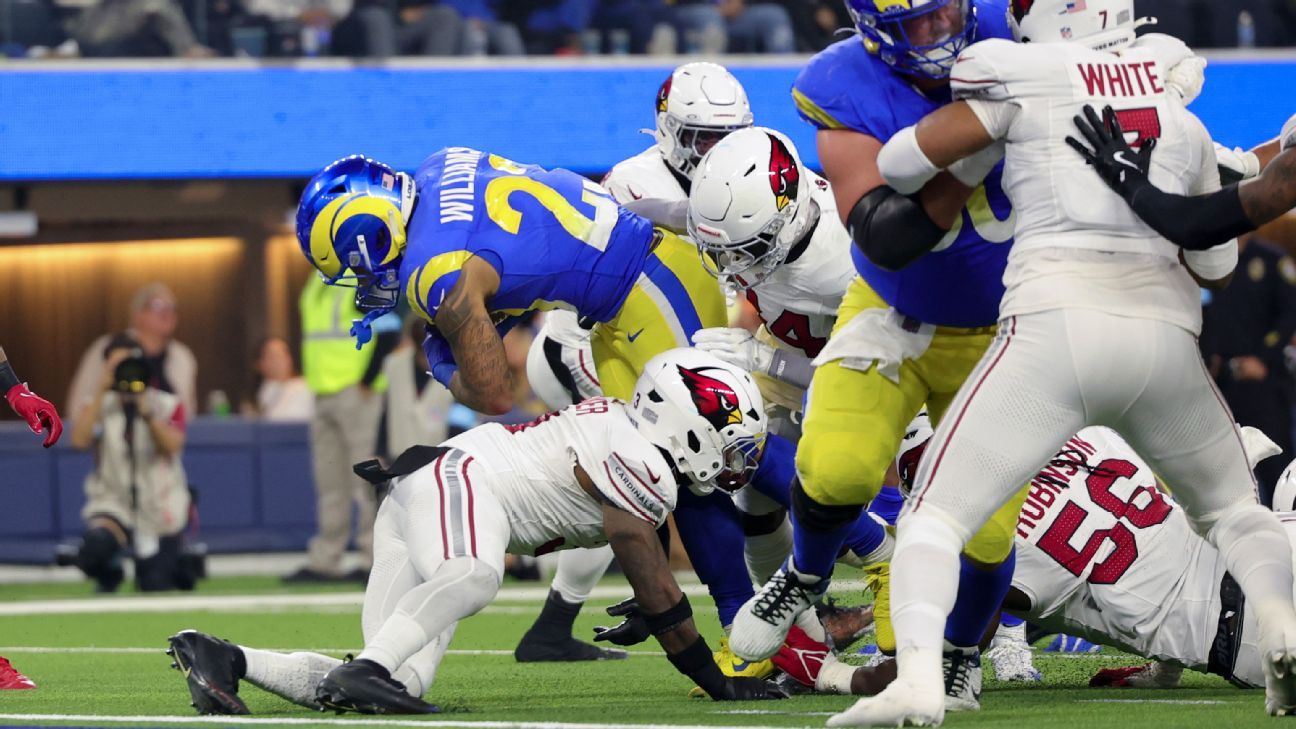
left=644, top=594, right=692, bottom=636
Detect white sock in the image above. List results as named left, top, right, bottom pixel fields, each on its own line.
left=1205, top=504, right=1296, bottom=640
left=815, top=653, right=857, bottom=695
left=795, top=605, right=828, bottom=643
left=360, top=557, right=500, bottom=673
left=745, top=517, right=793, bottom=584
left=241, top=647, right=341, bottom=708
left=391, top=626, right=455, bottom=698
left=890, top=509, right=969, bottom=686
left=551, top=546, right=614, bottom=604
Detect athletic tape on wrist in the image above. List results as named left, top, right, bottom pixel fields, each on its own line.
left=644, top=594, right=692, bottom=636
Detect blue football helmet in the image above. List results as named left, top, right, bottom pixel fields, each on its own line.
left=296, top=155, right=417, bottom=312
left=846, top=0, right=977, bottom=79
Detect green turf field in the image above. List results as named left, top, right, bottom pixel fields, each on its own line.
left=0, top=575, right=1273, bottom=728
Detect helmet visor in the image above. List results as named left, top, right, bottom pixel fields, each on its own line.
left=691, top=213, right=785, bottom=290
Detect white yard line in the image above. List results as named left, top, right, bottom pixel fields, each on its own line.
left=0, top=646, right=667, bottom=657
left=0, top=714, right=795, bottom=729
left=1078, top=699, right=1233, bottom=705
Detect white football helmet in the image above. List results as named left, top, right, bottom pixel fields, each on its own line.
left=1276, top=460, right=1296, bottom=513
left=654, top=62, right=754, bottom=179
left=627, top=347, right=767, bottom=497
left=1009, top=0, right=1152, bottom=52
left=687, top=127, right=819, bottom=290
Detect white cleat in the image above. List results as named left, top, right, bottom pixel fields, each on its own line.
left=985, top=622, right=1040, bottom=683
left=826, top=677, right=944, bottom=727
left=941, top=643, right=982, bottom=712
left=730, top=561, right=828, bottom=662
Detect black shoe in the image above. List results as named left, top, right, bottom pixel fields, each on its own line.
left=282, top=567, right=346, bottom=584
left=166, top=630, right=249, bottom=715
left=514, top=634, right=628, bottom=662
left=315, top=659, right=440, bottom=715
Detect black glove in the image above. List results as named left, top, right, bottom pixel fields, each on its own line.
left=592, top=597, right=651, bottom=646
left=1065, top=104, right=1157, bottom=199
left=709, top=676, right=790, bottom=701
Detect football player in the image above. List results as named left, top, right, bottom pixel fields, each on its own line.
left=1069, top=105, right=1296, bottom=252
left=514, top=63, right=777, bottom=674
left=849, top=0, right=1296, bottom=723
left=165, top=349, right=787, bottom=715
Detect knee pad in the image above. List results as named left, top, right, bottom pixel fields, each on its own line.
left=791, top=479, right=863, bottom=532
left=795, top=430, right=891, bottom=506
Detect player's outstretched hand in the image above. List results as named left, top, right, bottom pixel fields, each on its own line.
left=691, top=327, right=774, bottom=374
left=1066, top=104, right=1156, bottom=200
left=710, top=676, right=790, bottom=701
left=592, top=597, right=651, bottom=646
left=6, top=384, right=62, bottom=448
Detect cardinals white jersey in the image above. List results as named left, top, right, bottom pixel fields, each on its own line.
left=1011, top=427, right=1227, bottom=675
left=603, top=146, right=687, bottom=205
left=952, top=38, right=1236, bottom=334
left=441, top=397, right=676, bottom=556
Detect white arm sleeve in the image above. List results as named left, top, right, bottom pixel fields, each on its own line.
left=877, top=126, right=940, bottom=195
left=963, top=98, right=1018, bottom=140
left=621, top=198, right=688, bottom=233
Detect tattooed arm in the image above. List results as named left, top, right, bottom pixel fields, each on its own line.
left=1240, top=149, right=1296, bottom=225
left=433, top=256, right=514, bottom=415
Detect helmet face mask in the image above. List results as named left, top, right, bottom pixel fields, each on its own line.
left=847, top=0, right=977, bottom=80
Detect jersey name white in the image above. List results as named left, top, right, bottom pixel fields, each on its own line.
left=1012, top=427, right=1223, bottom=671
left=441, top=398, right=676, bottom=556
left=952, top=38, right=1236, bottom=334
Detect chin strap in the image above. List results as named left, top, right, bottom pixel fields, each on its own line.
left=350, top=308, right=392, bottom=349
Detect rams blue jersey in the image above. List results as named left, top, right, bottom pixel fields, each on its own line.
left=401, top=147, right=656, bottom=326
left=792, top=0, right=1014, bottom=328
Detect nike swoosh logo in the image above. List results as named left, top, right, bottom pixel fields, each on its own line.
left=731, top=659, right=750, bottom=672
left=1113, top=151, right=1140, bottom=170
left=645, top=465, right=661, bottom=484
left=629, top=190, right=643, bottom=201
left=627, top=328, right=645, bottom=343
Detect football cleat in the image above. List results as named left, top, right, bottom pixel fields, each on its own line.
left=166, top=630, right=249, bottom=715
left=730, top=561, right=829, bottom=661
left=943, top=643, right=982, bottom=712
left=715, top=637, right=775, bottom=679
left=827, top=676, right=944, bottom=727
left=315, top=658, right=440, bottom=715
left=0, top=657, right=35, bottom=690
left=770, top=626, right=829, bottom=688
left=1089, top=661, right=1183, bottom=688
left=985, top=621, right=1041, bottom=683
left=863, top=562, right=893, bottom=654
left=514, top=634, right=627, bottom=663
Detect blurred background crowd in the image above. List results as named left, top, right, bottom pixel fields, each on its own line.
left=3, top=0, right=1296, bottom=59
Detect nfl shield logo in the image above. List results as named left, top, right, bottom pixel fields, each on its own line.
left=1065, top=0, right=1087, bottom=11
left=381, top=173, right=395, bottom=190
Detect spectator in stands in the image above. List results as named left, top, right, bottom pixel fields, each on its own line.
left=329, top=0, right=462, bottom=57
left=377, top=316, right=453, bottom=460
left=778, top=0, right=849, bottom=52
left=68, top=282, right=197, bottom=421
left=68, top=0, right=215, bottom=56
left=672, top=0, right=794, bottom=53
left=68, top=336, right=192, bottom=592
left=286, top=276, right=396, bottom=583
left=243, top=336, right=313, bottom=421
left=1201, top=233, right=1296, bottom=505
left=440, top=0, right=523, bottom=54
left=232, top=0, right=353, bottom=56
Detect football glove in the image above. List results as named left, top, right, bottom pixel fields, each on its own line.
left=592, top=597, right=651, bottom=646
left=422, top=329, right=457, bottom=388
left=6, top=383, right=62, bottom=448
left=1067, top=104, right=1156, bottom=200
left=1215, top=144, right=1261, bottom=185
left=1133, top=33, right=1205, bottom=104
left=691, top=327, right=774, bottom=375
left=1282, top=112, right=1296, bottom=153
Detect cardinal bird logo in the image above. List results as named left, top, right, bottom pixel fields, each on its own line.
left=768, top=134, right=799, bottom=211
left=677, top=366, right=743, bottom=431
left=656, top=75, right=673, bottom=114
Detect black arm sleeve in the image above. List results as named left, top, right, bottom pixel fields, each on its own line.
left=1125, top=180, right=1257, bottom=252
left=845, top=186, right=948, bottom=272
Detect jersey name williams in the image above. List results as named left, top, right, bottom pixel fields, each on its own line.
left=439, top=147, right=482, bottom=223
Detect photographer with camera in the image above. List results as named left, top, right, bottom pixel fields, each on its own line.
left=68, top=336, right=192, bottom=592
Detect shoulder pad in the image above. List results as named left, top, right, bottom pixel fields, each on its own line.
left=950, top=39, right=1017, bottom=102
left=793, top=40, right=886, bottom=135
left=592, top=425, right=676, bottom=527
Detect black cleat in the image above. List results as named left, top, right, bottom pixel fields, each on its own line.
left=514, top=634, right=628, bottom=662
left=315, top=659, right=440, bottom=715
left=166, top=630, right=249, bottom=715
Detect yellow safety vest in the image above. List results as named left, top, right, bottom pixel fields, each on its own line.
left=299, top=276, right=387, bottom=395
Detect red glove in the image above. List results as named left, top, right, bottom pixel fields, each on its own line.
left=6, top=383, right=63, bottom=448
left=771, top=626, right=829, bottom=688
